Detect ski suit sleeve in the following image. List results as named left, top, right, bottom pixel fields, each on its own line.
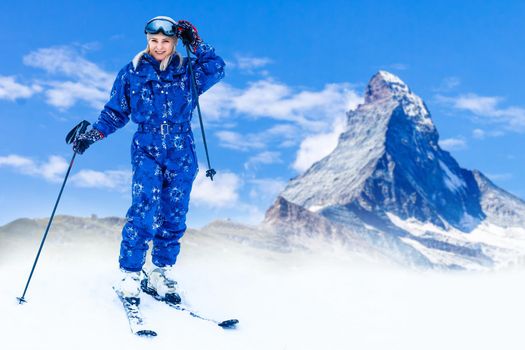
left=191, top=42, right=226, bottom=95
left=92, top=65, right=131, bottom=137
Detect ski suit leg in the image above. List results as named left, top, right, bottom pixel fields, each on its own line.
left=151, top=131, right=199, bottom=267
left=119, top=133, right=164, bottom=272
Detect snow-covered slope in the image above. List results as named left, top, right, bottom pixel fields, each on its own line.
left=473, top=170, right=525, bottom=228
left=266, top=71, right=525, bottom=269
left=3, top=215, right=525, bottom=350
left=263, top=196, right=434, bottom=267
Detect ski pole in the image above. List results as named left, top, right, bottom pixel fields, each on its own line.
left=185, top=43, right=216, bottom=181
left=17, top=120, right=90, bottom=304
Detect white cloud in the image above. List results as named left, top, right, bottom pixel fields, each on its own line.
left=40, top=156, right=70, bottom=182
left=438, top=93, right=525, bottom=131
left=23, top=46, right=114, bottom=110
left=439, top=137, right=467, bottom=151
left=230, top=55, right=273, bottom=71
left=0, top=76, right=41, bottom=101
left=247, top=178, right=287, bottom=202
left=234, top=204, right=266, bottom=225
left=204, top=79, right=362, bottom=173
left=266, top=124, right=299, bottom=148
left=200, top=83, right=238, bottom=120
left=244, top=151, right=283, bottom=170
left=0, top=154, right=68, bottom=182
left=452, top=94, right=501, bottom=115
left=236, top=81, right=356, bottom=129
left=434, top=77, right=461, bottom=92
left=292, top=114, right=348, bottom=172
left=225, top=55, right=272, bottom=76
left=23, top=46, right=113, bottom=84
left=191, top=166, right=242, bottom=208
left=265, top=123, right=298, bottom=136
left=190, top=168, right=282, bottom=225
left=0, top=154, right=33, bottom=168
left=472, top=128, right=504, bottom=139
left=215, top=122, right=301, bottom=152
left=215, top=124, right=301, bottom=152
left=472, top=128, right=485, bottom=139
left=202, top=80, right=362, bottom=130
left=70, top=169, right=131, bottom=191
left=234, top=80, right=296, bottom=117
left=215, top=130, right=267, bottom=151
left=45, top=81, right=109, bottom=109
left=0, top=153, right=131, bottom=190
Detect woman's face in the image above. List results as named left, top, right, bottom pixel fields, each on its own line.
left=148, top=33, right=176, bottom=62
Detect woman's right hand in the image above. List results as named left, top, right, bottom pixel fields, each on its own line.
left=73, top=129, right=104, bottom=155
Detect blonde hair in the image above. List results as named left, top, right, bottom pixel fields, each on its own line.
left=132, top=33, right=183, bottom=71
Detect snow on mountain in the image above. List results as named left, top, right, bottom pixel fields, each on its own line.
left=262, top=196, right=434, bottom=267
left=266, top=71, right=525, bottom=269
left=473, top=170, right=525, bottom=228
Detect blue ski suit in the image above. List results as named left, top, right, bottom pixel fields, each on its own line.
left=92, top=42, right=225, bottom=272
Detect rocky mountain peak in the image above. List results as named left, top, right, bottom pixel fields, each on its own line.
left=365, top=70, right=411, bottom=104
left=274, top=70, right=488, bottom=232
left=357, top=71, right=435, bottom=135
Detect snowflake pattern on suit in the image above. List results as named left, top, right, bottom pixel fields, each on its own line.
left=92, top=42, right=225, bottom=271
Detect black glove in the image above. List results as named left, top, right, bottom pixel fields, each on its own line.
left=73, top=128, right=104, bottom=155
left=176, top=20, right=202, bottom=51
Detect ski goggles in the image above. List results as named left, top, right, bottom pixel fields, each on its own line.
left=144, top=18, right=177, bottom=37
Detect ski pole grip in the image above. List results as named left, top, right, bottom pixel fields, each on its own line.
left=65, top=120, right=91, bottom=144
left=206, top=168, right=216, bottom=181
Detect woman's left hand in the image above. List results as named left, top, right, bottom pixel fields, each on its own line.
left=176, top=20, right=202, bottom=50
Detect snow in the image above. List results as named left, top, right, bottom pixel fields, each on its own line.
left=387, top=212, right=525, bottom=268
left=367, top=70, right=433, bottom=131
left=307, top=204, right=325, bottom=212
left=439, top=160, right=466, bottom=193
left=4, top=222, right=525, bottom=350
left=399, top=235, right=485, bottom=269
left=376, top=70, right=406, bottom=86
left=386, top=212, right=444, bottom=238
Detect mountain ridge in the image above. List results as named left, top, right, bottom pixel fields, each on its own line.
left=265, top=70, right=525, bottom=269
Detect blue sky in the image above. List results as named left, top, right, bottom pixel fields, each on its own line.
left=1, top=0, right=525, bottom=227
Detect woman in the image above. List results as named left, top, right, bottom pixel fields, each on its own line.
left=73, top=16, right=225, bottom=302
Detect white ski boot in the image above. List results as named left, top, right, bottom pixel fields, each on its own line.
left=114, top=269, right=142, bottom=299
left=145, top=266, right=182, bottom=304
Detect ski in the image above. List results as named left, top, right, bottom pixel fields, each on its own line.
left=140, top=277, right=239, bottom=329
left=114, top=287, right=158, bottom=337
